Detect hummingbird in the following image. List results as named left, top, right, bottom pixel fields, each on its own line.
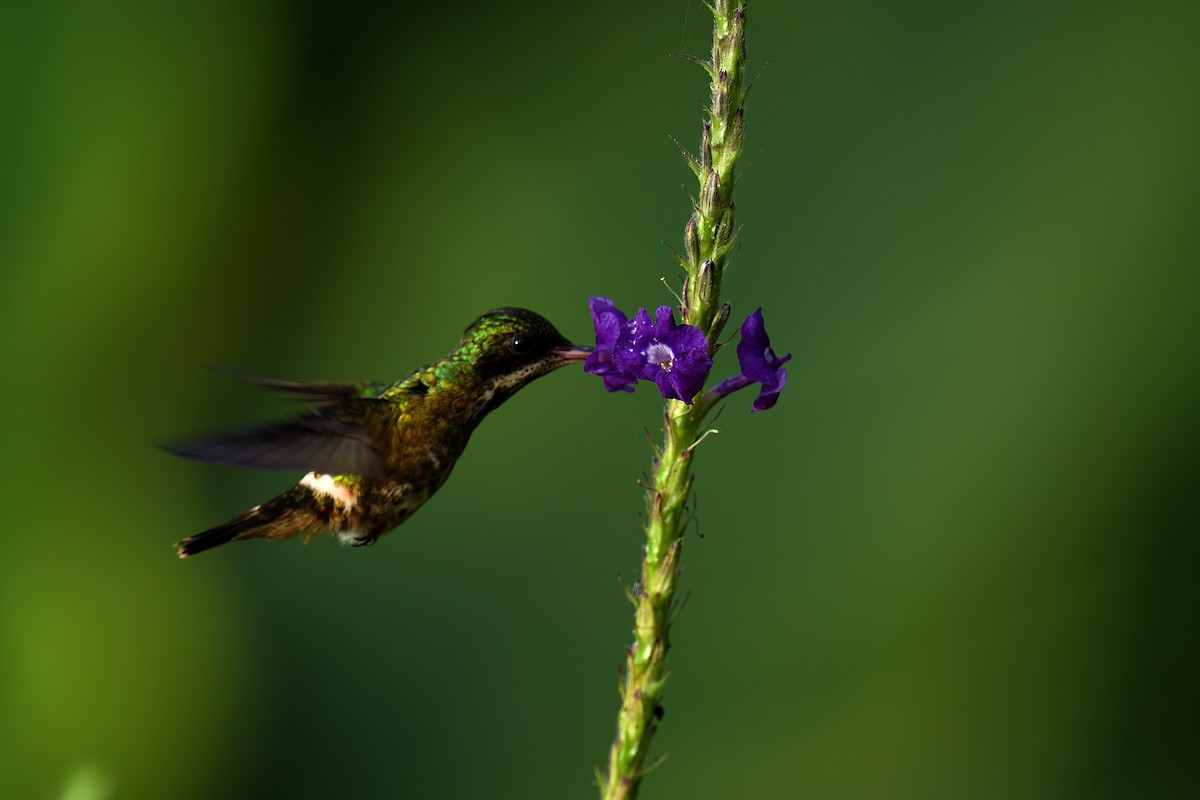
left=167, top=307, right=591, bottom=558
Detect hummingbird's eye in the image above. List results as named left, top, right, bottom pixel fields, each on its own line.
left=508, top=334, right=534, bottom=355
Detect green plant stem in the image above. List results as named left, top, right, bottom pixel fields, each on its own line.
left=599, top=3, right=748, bottom=798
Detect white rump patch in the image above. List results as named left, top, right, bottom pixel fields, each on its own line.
left=301, top=472, right=359, bottom=509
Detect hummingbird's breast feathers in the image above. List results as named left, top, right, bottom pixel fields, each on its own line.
left=374, top=378, right=476, bottom=480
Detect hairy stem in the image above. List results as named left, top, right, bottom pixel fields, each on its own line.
left=600, top=3, right=748, bottom=798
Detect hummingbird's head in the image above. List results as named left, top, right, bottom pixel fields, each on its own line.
left=461, top=307, right=592, bottom=396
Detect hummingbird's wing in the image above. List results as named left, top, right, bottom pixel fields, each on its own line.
left=220, top=371, right=383, bottom=402
left=163, top=405, right=390, bottom=483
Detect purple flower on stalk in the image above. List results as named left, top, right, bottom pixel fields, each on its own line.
left=614, top=306, right=712, bottom=403
left=736, top=308, right=791, bottom=411
left=584, top=297, right=713, bottom=403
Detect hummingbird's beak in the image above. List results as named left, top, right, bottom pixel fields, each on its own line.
left=553, top=343, right=594, bottom=363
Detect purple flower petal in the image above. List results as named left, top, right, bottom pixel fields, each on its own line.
left=589, top=297, right=626, bottom=350
left=750, top=368, right=787, bottom=411
left=736, top=308, right=791, bottom=412
left=584, top=297, right=636, bottom=392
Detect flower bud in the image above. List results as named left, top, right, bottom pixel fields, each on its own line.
left=684, top=216, right=701, bottom=268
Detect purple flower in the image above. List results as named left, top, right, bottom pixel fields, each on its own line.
left=584, top=297, right=637, bottom=392
left=615, top=306, right=713, bottom=402
left=584, top=298, right=713, bottom=403
left=736, top=308, right=791, bottom=411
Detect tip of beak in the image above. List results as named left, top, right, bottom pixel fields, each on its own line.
left=555, top=343, right=594, bottom=363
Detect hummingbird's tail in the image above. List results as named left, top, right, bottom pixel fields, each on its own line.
left=174, top=491, right=312, bottom=558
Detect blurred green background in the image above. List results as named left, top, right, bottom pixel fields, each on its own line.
left=2, top=1, right=1197, bottom=798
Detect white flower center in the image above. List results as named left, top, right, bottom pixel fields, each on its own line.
left=646, top=342, right=675, bottom=371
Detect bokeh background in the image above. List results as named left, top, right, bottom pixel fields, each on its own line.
left=2, top=1, right=1197, bottom=798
